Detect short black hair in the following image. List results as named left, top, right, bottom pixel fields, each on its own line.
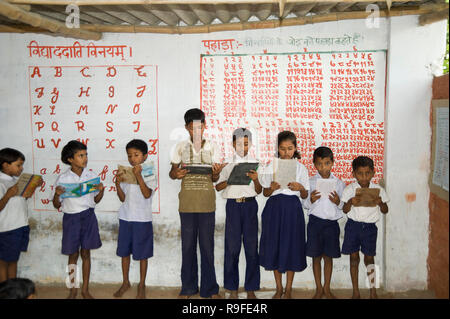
left=352, top=156, right=374, bottom=171
left=232, top=128, right=252, bottom=143
left=126, top=139, right=148, bottom=155
left=184, top=108, right=205, bottom=125
left=61, top=140, right=87, bottom=165
left=0, top=148, right=25, bottom=169
left=313, top=146, right=334, bottom=162
left=277, top=131, right=300, bottom=159
left=0, top=278, right=35, bottom=299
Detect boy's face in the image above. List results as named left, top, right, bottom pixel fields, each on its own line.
left=185, top=120, right=205, bottom=142
left=233, top=136, right=250, bottom=158
left=353, top=166, right=375, bottom=188
left=2, top=158, right=24, bottom=177
left=314, top=156, right=333, bottom=178
left=127, top=147, right=147, bottom=166
left=68, top=149, right=87, bottom=170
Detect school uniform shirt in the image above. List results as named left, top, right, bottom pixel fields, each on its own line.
left=341, top=182, right=390, bottom=223
left=259, top=159, right=310, bottom=197
left=118, top=171, right=158, bottom=222
left=53, top=168, right=98, bottom=214
left=0, top=172, right=28, bottom=232
left=303, top=173, right=346, bottom=221
left=217, top=154, right=258, bottom=199
left=171, top=139, right=220, bottom=165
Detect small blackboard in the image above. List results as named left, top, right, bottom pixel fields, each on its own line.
left=227, top=162, right=259, bottom=185
left=183, top=164, right=213, bottom=175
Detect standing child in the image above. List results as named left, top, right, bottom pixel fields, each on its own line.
left=259, top=131, right=310, bottom=299
left=0, top=148, right=41, bottom=282
left=303, top=146, right=346, bottom=299
left=52, top=140, right=104, bottom=299
left=169, top=108, right=224, bottom=299
left=341, top=156, right=389, bottom=299
left=113, top=139, right=157, bottom=299
left=215, top=128, right=262, bottom=299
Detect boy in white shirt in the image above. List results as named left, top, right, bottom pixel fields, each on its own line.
left=303, top=146, right=346, bottom=299
left=53, top=140, right=105, bottom=299
left=341, top=156, right=389, bottom=299
left=216, top=128, right=262, bottom=299
left=113, top=139, right=157, bottom=299
left=0, top=148, right=41, bottom=282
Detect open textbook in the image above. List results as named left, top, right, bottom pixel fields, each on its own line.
left=117, top=162, right=155, bottom=184
left=58, top=177, right=101, bottom=199
left=354, top=188, right=380, bottom=207
left=316, top=179, right=337, bottom=197
left=273, top=158, right=297, bottom=189
left=227, top=162, right=259, bottom=185
left=16, top=173, right=42, bottom=198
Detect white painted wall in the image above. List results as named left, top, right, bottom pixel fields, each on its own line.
left=0, top=15, right=446, bottom=292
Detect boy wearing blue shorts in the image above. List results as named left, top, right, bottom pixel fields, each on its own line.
left=304, top=146, right=345, bottom=299
left=0, top=148, right=41, bottom=282
left=341, top=156, right=389, bottom=299
left=53, top=140, right=105, bottom=299
left=113, top=139, right=157, bottom=299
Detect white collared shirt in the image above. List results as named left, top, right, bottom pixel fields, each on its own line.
left=259, top=159, right=310, bottom=197
left=0, top=172, right=28, bottom=232
left=171, top=139, right=220, bottom=165
left=341, top=181, right=390, bottom=223
left=217, top=154, right=259, bottom=199
left=54, top=168, right=98, bottom=214
left=118, top=169, right=158, bottom=222
left=303, top=173, right=346, bottom=220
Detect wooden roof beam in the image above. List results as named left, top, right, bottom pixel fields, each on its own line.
left=236, top=3, right=252, bottom=22
left=255, top=3, right=273, bottom=21
left=93, top=5, right=140, bottom=24
left=311, top=2, right=338, bottom=13
left=214, top=3, right=232, bottom=23
left=0, top=0, right=101, bottom=39
left=292, top=3, right=316, bottom=16
left=168, top=4, right=197, bottom=25
left=121, top=5, right=162, bottom=25
left=144, top=4, right=179, bottom=26
left=189, top=4, right=214, bottom=25
left=419, top=7, right=448, bottom=26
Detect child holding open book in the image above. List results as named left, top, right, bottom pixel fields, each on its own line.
left=0, top=148, right=42, bottom=282
left=52, top=140, right=104, bottom=299
left=215, top=128, right=262, bottom=299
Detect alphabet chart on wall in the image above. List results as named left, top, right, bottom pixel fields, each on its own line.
left=28, top=64, right=160, bottom=213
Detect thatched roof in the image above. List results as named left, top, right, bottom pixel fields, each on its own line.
left=0, top=0, right=448, bottom=40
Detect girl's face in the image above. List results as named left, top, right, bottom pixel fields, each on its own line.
left=278, top=140, right=296, bottom=159
left=233, top=137, right=250, bottom=158
left=2, top=159, right=24, bottom=177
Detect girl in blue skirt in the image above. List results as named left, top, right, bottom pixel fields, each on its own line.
left=259, top=131, right=310, bottom=299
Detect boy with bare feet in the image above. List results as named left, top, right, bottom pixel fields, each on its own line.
left=113, top=139, right=157, bottom=299
left=341, top=156, right=389, bottom=299
left=53, top=141, right=105, bottom=299
left=304, top=147, right=345, bottom=299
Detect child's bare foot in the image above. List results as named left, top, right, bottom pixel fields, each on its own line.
left=136, top=283, right=146, bottom=299
left=272, top=289, right=283, bottom=299
left=323, top=289, right=337, bottom=299
left=351, top=290, right=361, bottom=299
left=113, top=282, right=131, bottom=297
left=247, top=291, right=257, bottom=299
left=312, top=288, right=324, bottom=299
left=369, top=289, right=378, bottom=299
left=81, top=290, right=94, bottom=299
left=282, top=289, right=292, bottom=299
left=228, top=290, right=238, bottom=299
left=211, top=293, right=223, bottom=299
left=67, top=288, right=77, bottom=299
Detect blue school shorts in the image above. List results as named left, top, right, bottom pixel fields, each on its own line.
left=306, top=214, right=341, bottom=258
left=61, top=208, right=102, bottom=255
left=341, top=218, right=378, bottom=257
left=0, top=226, right=30, bottom=262
left=116, top=219, right=153, bottom=260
